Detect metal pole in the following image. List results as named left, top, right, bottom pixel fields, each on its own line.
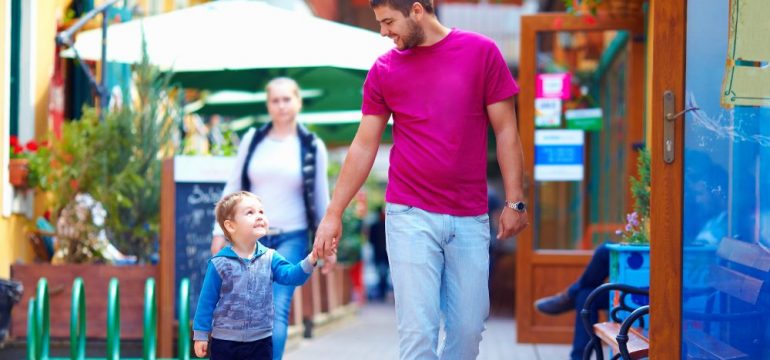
left=100, top=8, right=109, bottom=118
left=55, top=0, right=121, bottom=121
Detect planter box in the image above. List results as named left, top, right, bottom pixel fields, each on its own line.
left=10, top=264, right=158, bottom=340
left=607, top=243, right=650, bottom=329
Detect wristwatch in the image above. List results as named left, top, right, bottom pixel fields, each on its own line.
left=505, top=200, right=527, bottom=213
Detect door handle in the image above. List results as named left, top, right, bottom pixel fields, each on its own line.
left=662, top=91, right=699, bottom=164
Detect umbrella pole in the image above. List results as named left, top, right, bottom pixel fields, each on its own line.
left=55, top=0, right=121, bottom=121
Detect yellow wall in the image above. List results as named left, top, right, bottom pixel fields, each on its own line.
left=0, top=0, right=33, bottom=279
left=0, top=0, right=69, bottom=278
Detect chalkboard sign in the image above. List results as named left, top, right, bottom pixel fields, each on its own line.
left=172, top=156, right=236, bottom=319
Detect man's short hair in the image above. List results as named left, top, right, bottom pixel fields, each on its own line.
left=370, top=0, right=434, bottom=17
left=214, top=191, right=260, bottom=241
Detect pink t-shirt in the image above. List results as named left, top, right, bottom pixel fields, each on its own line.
left=362, top=29, right=519, bottom=216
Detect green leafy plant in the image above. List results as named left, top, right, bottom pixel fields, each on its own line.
left=561, top=0, right=603, bottom=15
left=616, top=148, right=650, bottom=244
left=36, top=43, right=178, bottom=263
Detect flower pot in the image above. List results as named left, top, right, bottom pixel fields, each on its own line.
left=8, top=158, right=29, bottom=188
left=607, top=243, right=650, bottom=329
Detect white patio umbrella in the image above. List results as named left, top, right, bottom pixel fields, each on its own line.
left=64, top=0, right=393, bottom=91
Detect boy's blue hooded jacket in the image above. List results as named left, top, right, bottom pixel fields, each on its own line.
left=193, top=243, right=313, bottom=342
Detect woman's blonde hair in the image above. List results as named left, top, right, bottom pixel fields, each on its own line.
left=265, top=77, right=302, bottom=101
left=214, top=191, right=261, bottom=241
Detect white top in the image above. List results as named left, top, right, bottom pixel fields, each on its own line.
left=213, top=127, right=330, bottom=236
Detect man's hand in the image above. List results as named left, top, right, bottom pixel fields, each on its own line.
left=314, top=214, right=342, bottom=258
left=497, top=208, right=528, bottom=240
left=194, top=340, right=208, bottom=358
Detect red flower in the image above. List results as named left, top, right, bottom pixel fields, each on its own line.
left=12, top=144, right=24, bottom=155
left=69, top=179, right=79, bottom=191
left=25, top=140, right=38, bottom=152
left=9, top=135, right=19, bottom=147
left=583, top=14, right=597, bottom=25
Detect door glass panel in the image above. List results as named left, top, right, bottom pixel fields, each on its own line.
left=682, top=1, right=770, bottom=358
left=533, top=30, right=632, bottom=250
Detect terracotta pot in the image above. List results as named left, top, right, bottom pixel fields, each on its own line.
left=8, top=158, right=29, bottom=188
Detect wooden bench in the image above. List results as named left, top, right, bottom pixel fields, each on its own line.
left=581, top=283, right=650, bottom=360
left=582, top=238, right=770, bottom=360
left=680, top=237, right=770, bottom=359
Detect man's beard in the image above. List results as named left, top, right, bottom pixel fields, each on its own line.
left=400, top=19, right=426, bottom=50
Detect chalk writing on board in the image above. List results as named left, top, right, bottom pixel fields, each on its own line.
left=174, top=182, right=224, bottom=319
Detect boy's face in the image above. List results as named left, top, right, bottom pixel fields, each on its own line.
left=226, top=196, right=269, bottom=242
left=374, top=5, right=425, bottom=50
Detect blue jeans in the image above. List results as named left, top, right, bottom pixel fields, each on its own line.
left=385, top=203, right=490, bottom=360
left=260, top=229, right=309, bottom=360
left=568, top=242, right=610, bottom=360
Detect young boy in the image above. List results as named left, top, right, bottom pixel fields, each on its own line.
left=193, top=191, right=317, bottom=359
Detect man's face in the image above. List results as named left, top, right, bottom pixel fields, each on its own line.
left=373, top=5, right=425, bottom=50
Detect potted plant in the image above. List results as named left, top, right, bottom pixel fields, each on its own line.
left=10, top=49, right=179, bottom=340
left=7, top=136, right=45, bottom=189
left=561, top=0, right=645, bottom=17
left=607, top=148, right=650, bottom=327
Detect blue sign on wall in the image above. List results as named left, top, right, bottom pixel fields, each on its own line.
left=534, top=130, right=585, bottom=181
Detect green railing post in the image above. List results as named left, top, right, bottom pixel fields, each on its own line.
left=70, top=278, right=86, bottom=360
left=178, top=278, right=190, bottom=360
left=27, top=298, right=36, bottom=360
left=35, top=279, right=49, bottom=360
left=143, top=278, right=157, bottom=360
left=106, top=278, right=120, bottom=360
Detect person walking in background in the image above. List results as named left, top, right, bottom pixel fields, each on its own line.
left=194, top=191, right=318, bottom=359
left=210, top=77, right=331, bottom=359
left=368, top=206, right=389, bottom=301
left=313, top=1, right=528, bottom=358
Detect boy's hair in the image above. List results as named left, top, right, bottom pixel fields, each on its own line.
left=214, top=191, right=260, bottom=241
left=370, top=0, right=434, bottom=17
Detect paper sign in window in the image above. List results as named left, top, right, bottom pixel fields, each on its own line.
left=721, top=0, right=770, bottom=108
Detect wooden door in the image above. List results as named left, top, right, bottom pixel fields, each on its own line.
left=516, top=13, right=645, bottom=343
left=651, top=0, right=770, bottom=358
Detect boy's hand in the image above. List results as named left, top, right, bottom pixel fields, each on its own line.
left=309, top=250, right=318, bottom=265
left=194, top=340, right=208, bottom=358
left=321, top=253, right=337, bottom=275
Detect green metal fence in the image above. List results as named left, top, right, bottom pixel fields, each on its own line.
left=26, top=277, right=191, bottom=360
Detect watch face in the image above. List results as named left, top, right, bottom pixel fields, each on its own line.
left=515, top=202, right=525, bottom=211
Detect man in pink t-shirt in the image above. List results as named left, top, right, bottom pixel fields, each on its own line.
left=314, top=1, right=528, bottom=358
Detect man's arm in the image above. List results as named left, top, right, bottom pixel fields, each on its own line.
left=488, top=97, right=528, bottom=240
left=314, top=113, right=389, bottom=257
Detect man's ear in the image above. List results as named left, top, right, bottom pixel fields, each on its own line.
left=411, top=1, right=424, bottom=20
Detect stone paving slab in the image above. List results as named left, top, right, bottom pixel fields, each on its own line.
left=285, top=303, right=571, bottom=360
